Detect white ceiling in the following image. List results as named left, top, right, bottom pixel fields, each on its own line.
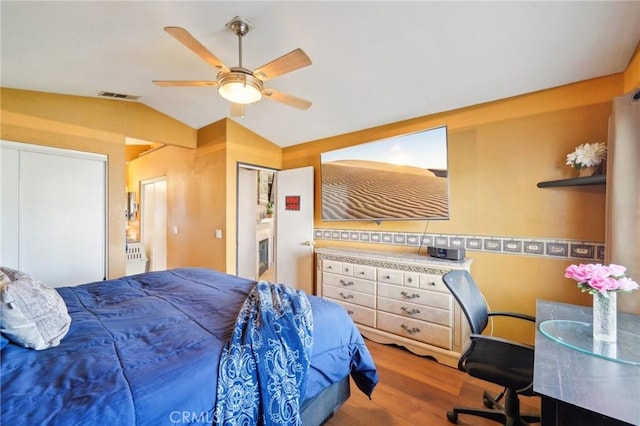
left=2, top=1, right=639, bottom=148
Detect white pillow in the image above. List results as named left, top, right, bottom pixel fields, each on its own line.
left=0, top=267, right=71, bottom=350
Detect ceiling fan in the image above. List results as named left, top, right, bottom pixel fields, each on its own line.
left=153, top=16, right=312, bottom=117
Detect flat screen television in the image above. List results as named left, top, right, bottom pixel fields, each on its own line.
left=320, top=126, right=449, bottom=222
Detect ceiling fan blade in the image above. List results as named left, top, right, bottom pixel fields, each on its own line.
left=164, top=26, right=229, bottom=72
left=230, top=103, right=245, bottom=118
left=254, top=48, right=311, bottom=81
left=262, top=89, right=312, bottom=110
left=153, top=80, right=219, bottom=87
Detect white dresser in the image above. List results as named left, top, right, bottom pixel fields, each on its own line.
left=316, top=247, right=472, bottom=368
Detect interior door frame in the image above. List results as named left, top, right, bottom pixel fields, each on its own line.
left=236, top=162, right=279, bottom=279
left=140, top=176, right=167, bottom=272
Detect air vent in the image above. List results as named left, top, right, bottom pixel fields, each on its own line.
left=98, top=91, right=141, bottom=101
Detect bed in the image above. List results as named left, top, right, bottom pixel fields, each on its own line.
left=0, top=267, right=378, bottom=425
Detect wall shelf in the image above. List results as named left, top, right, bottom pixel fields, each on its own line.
left=537, top=175, right=606, bottom=188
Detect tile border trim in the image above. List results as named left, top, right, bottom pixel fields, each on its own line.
left=314, top=228, right=605, bottom=261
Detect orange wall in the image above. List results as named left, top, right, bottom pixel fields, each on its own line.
left=126, top=118, right=282, bottom=273
left=624, top=43, right=640, bottom=92
left=283, top=74, right=625, bottom=343
left=0, top=88, right=195, bottom=278
left=2, top=53, right=636, bottom=344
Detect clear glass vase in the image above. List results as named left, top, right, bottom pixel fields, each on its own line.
left=593, top=291, right=617, bottom=343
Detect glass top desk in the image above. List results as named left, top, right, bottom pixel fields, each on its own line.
left=534, top=300, right=640, bottom=425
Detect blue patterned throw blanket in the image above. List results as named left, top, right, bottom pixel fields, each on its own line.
left=214, top=281, right=313, bottom=426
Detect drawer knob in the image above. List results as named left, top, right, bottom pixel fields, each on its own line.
left=384, top=275, right=391, bottom=279
left=360, top=271, right=365, bottom=275
left=429, top=281, right=436, bottom=286
left=347, top=310, right=355, bottom=315
left=401, top=306, right=421, bottom=315
left=401, top=324, right=420, bottom=334
left=339, top=292, right=354, bottom=299
left=339, top=280, right=354, bottom=286
left=400, top=290, right=420, bottom=299
left=344, top=267, right=349, bottom=272
left=407, top=277, right=413, bottom=283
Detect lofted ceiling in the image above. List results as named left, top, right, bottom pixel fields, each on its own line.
left=1, top=1, right=639, bottom=148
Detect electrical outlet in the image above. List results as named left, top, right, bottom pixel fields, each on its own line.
left=215, top=229, right=222, bottom=239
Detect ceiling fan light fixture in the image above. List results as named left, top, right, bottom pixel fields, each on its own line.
left=217, top=69, right=263, bottom=104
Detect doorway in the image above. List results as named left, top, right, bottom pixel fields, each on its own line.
left=237, top=164, right=276, bottom=281
left=141, top=177, right=167, bottom=272
left=236, top=164, right=314, bottom=293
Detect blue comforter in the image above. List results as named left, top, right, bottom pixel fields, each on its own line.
left=1, top=268, right=378, bottom=425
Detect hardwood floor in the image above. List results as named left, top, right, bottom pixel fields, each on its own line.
left=325, top=339, right=540, bottom=426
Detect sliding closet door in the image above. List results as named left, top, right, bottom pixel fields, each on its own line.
left=0, top=141, right=106, bottom=287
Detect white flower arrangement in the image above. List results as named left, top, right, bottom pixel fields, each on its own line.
left=566, top=142, right=607, bottom=170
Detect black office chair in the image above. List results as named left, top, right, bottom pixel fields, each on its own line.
left=442, top=270, right=540, bottom=426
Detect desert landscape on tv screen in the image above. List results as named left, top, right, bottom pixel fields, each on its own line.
left=321, top=127, right=449, bottom=221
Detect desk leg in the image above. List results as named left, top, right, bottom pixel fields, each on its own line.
left=541, top=396, right=559, bottom=426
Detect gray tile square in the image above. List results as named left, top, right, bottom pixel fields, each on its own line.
left=393, top=234, right=406, bottom=244
left=434, top=236, right=449, bottom=246
left=503, top=240, right=522, bottom=253
left=483, top=239, right=502, bottom=251
left=570, top=243, right=595, bottom=260
left=465, top=238, right=482, bottom=250
left=523, top=241, right=544, bottom=255
left=450, top=237, right=464, bottom=248
left=546, top=242, right=568, bottom=257
left=406, top=234, right=420, bottom=246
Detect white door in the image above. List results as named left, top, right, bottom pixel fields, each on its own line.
left=0, top=140, right=106, bottom=287
left=141, top=178, right=167, bottom=271
left=275, top=166, right=314, bottom=294
left=237, top=167, right=257, bottom=279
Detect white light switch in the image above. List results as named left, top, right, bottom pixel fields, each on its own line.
left=172, top=226, right=178, bottom=234
left=215, top=229, right=222, bottom=239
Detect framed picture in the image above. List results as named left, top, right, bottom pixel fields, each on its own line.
left=257, top=170, right=272, bottom=204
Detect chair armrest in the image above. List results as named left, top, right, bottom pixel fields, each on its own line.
left=488, top=311, right=535, bottom=322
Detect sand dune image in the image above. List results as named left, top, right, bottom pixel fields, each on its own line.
left=321, top=160, right=449, bottom=221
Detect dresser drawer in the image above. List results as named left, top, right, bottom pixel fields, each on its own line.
left=334, top=301, right=375, bottom=327
left=340, top=263, right=355, bottom=276
left=323, top=285, right=376, bottom=308
left=377, top=297, right=453, bottom=326
left=378, top=283, right=452, bottom=310
left=377, top=311, right=452, bottom=349
left=418, top=273, right=450, bottom=293
left=403, top=272, right=420, bottom=288
left=322, top=259, right=342, bottom=274
left=377, top=268, right=403, bottom=285
left=352, top=264, right=376, bottom=281
left=323, top=272, right=375, bottom=295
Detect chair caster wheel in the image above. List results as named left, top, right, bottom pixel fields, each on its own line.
left=446, top=410, right=458, bottom=424
left=483, top=395, right=494, bottom=408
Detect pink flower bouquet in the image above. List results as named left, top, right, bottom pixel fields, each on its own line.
left=565, top=263, right=639, bottom=296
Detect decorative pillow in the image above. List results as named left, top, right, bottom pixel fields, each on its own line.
left=0, top=267, right=71, bottom=350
